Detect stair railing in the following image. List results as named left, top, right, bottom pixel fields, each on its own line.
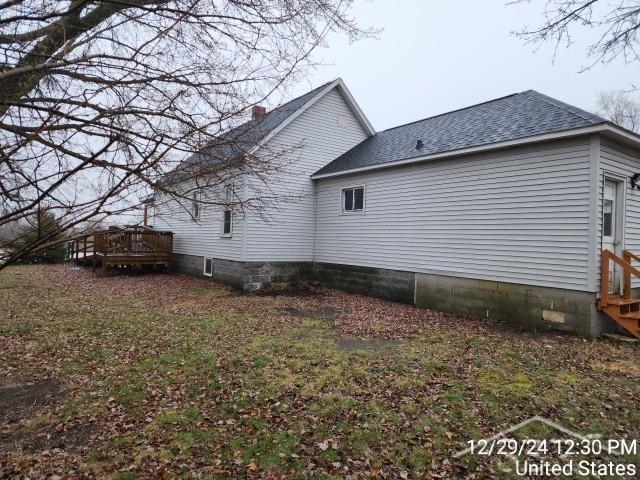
left=600, top=249, right=640, bottom=307
left=623, top=250, right=640, bottom=299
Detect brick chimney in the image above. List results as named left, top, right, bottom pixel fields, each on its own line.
left=252, top=105, right=267, bottom=119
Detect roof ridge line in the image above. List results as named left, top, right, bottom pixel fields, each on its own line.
left=267, top=79, right=336, bottom=112
left=211, top=79, right=338, bottom=140
left=379, top=92, right=522, bottom=134
left=527, top=90, right=604, bottom=124
left=229, top=79, right=336, bottom=129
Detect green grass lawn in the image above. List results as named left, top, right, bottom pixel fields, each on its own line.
left=1, top=265, right=639, bottom=479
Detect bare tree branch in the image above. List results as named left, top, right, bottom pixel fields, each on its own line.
left=597, top=89, right=640, bottom=131
left=0, top=0, right=374, bottom=268
left=511, top=0, right=640, bottom=69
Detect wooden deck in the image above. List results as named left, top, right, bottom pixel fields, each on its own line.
left=67, top=227, right=173, bottom=272
left=598, top=249, right=640, bottom=339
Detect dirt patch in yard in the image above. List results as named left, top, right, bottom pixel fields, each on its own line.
left=0, top=377, right=89, bottom=454
left=1, top=417, right=95, bottom=454
left=0, top=378, right=59, bottom=424
left=0, top=376, right=98, bottom=455
left=592, top=359, right=640, bottom=377
left=335, top=336, right=402, bottom=352
left=279, top=305, right=340, bottom=321
left=255, top=286, right=316, bottom=298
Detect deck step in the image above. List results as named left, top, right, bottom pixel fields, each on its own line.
left=605, top=296, right=640, bottom=306
left=600, top=296, right=640, bottom=339
left=598, top=251, right=640, bottom=339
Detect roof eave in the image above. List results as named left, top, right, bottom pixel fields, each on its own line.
left=599, top=121, right=640, bottom=147
left=334, top=79, right=376, bottom=136
left=311, top=123, right=640, bottom=180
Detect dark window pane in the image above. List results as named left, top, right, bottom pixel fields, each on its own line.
left=204, top=258, right=213, bottom=275
left=223, top=210, right=232, bottom=234
left=603, top=199, right=613, bottom=237
left=192, top=193, right=199, bottom=219
left=354, top=188, right=364, bottom=210
left=344, top=189, right=354, bottom=211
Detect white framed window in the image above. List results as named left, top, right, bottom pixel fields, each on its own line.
left=341, top=185, right=365, bottom=213
left=191, top=191, right=200, bottom=221
left=203, top=257, right=213, bottom=277
left=223, top=184, right=233, bottom=204
left=221, top=210, right=232, bottom=237
left=221, top=184, right=233, bottom=237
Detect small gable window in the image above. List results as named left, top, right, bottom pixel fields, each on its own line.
left=342, top=186, right=365, bottom=213
left=221, top=184, right=233, bottom=237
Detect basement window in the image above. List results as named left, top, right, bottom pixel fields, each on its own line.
left=203, top=258, right=213, bottom=277
left=342, top=186, right=365, bottom=213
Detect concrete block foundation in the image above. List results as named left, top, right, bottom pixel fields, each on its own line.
left=415, top=272, right=605, bottom=337
left=171, top=253, right=312, bottom=290
left=312, top=262, right=415, bottom=303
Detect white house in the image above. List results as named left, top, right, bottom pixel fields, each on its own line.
left=152, top=79, right=640, bottom=338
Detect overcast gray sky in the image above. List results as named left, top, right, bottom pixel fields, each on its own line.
left=285, top=0, right=640, bottom=131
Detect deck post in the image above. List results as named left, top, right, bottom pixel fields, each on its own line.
left=624, top=251, right=632, bottom=298
left=600, top=250, right=610, bottom=308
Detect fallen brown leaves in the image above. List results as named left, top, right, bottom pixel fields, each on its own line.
left=0, top=265, right=639, bottom=479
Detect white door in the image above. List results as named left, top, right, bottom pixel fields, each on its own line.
left=603, top=180, right=619, bottom=292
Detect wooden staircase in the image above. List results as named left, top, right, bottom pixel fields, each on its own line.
left=598, top=249, right=640, bottom=339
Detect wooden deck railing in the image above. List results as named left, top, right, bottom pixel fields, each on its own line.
left=623, top=250, right=640, bottom=299
left=93, top=228, right=173, bottom=255
left=66, top=234, right=94, bottom=261
left=66, top=226, right=173, bottom=269
left=599, top=249, right=640, bottom=307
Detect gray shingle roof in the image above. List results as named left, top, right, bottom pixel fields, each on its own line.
left=313, top=90, right=607, bottom=176
left=163, top=81, right=332, bottom=183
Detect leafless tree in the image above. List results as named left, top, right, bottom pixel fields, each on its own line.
left=0, top=0, right=371, bottom=268
left=597, top=90, right=640, bottom=131
left=511, top=0, right=640, bottom=67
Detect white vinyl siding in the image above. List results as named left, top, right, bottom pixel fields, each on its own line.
left=243, top=87, right=369, bottom=261
left=152, top=181, right=245, bottom=261
left=314, top=138, right=593, bottom=291
left=597, top=138, right=640, bottom=288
